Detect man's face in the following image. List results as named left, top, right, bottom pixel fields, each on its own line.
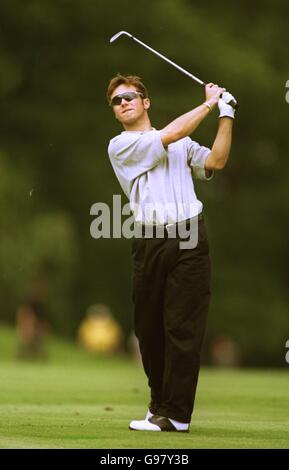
left=110, top=84, right=150, bottom=126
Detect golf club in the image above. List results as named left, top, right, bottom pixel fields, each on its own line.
left=110, top=31, right=238, bottom=109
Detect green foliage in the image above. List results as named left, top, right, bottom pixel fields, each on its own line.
left=0, top=152, right=77, bottom=334
left=0, top=0, right=288, bottom=363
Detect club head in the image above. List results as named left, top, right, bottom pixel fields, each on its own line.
left=110, top=31, right=133, bottom=43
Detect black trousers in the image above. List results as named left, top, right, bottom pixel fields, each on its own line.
left=131, top=218, right=211, bottom=423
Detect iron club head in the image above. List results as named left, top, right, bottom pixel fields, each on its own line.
left=110, top=31, right=133, bottom=43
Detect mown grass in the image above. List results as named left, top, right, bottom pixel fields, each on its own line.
left=0, top=324, right=288, bottom=449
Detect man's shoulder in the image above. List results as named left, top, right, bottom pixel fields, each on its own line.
left=182, top=136, right=200, bottom=146
left=108, top=133, right=125, bottom=156
left=109, top=131, right=139, bottom=146
left=108, top=132, right=123, bottom=147
left=108, top=130, right=159, bottom=153
left=169, top=136, right=198, bottom=147
left=108, top=132, right=140, bottom=159
left=168, top=136, right=195, bottom=151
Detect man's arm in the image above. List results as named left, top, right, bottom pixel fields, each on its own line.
left=204, top=117, right=233, bottom=170
left=160, top=83, right=223, bottom=147
left=204, top=92, right=236, bottom=170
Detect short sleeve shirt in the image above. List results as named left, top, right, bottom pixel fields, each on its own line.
left=108, top=129, right=212, bottom=224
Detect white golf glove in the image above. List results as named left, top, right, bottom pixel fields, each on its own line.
left=218, top=91, right=236, bottom=119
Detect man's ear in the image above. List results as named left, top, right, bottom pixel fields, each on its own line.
left=143, top=98, right=150, bottom=110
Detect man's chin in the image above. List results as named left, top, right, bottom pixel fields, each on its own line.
left=119, top=116, right=136, bottom=125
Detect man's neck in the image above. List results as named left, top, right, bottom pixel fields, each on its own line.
left=123, top=116, right=153, bottom=132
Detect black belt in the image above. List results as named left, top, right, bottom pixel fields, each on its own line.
left=135, top=213, right=203, bottom=239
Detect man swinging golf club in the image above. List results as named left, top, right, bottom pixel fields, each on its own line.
left=107, top=71, right=236, bottom=432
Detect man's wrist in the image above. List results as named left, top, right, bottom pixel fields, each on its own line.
left=204, top=102, right=212, bottom=112
left=204, top=99, right=218, bottom=110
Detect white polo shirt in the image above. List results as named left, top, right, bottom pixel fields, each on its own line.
left=108, top=129, right=213, bottom=224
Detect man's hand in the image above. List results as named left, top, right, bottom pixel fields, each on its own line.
left=205, top=83, right=225, bottom=109
left=218, top=91, right=237, bottom=119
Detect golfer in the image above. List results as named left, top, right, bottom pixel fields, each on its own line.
left=107, top=74, right=235, bottom=432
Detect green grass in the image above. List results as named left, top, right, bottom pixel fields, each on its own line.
left=0, top=324, right=288, bottom=449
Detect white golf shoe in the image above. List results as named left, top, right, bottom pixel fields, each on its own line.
left=128, top=409, right=157, bottom=431
left=129, top=414, right=189, bottom=432
left=129, top=418, right=162, bottom=431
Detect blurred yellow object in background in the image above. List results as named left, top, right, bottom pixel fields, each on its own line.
left=78, top=304, right=123, bottom=354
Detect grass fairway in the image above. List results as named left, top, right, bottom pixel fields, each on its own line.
left=0, top=325, right=288, bottom=449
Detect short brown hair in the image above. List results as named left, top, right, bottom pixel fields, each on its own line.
left=106, top=74, right=148, bottom=103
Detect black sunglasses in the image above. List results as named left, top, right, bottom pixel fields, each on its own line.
left=110, top=91, right=144, bottom=106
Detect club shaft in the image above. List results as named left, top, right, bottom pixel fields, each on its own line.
left=130, top=35, right=205, bottom=87
left=110, top=31, right=238, bottom=109
left=132, top=35, right=238, bottom=108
